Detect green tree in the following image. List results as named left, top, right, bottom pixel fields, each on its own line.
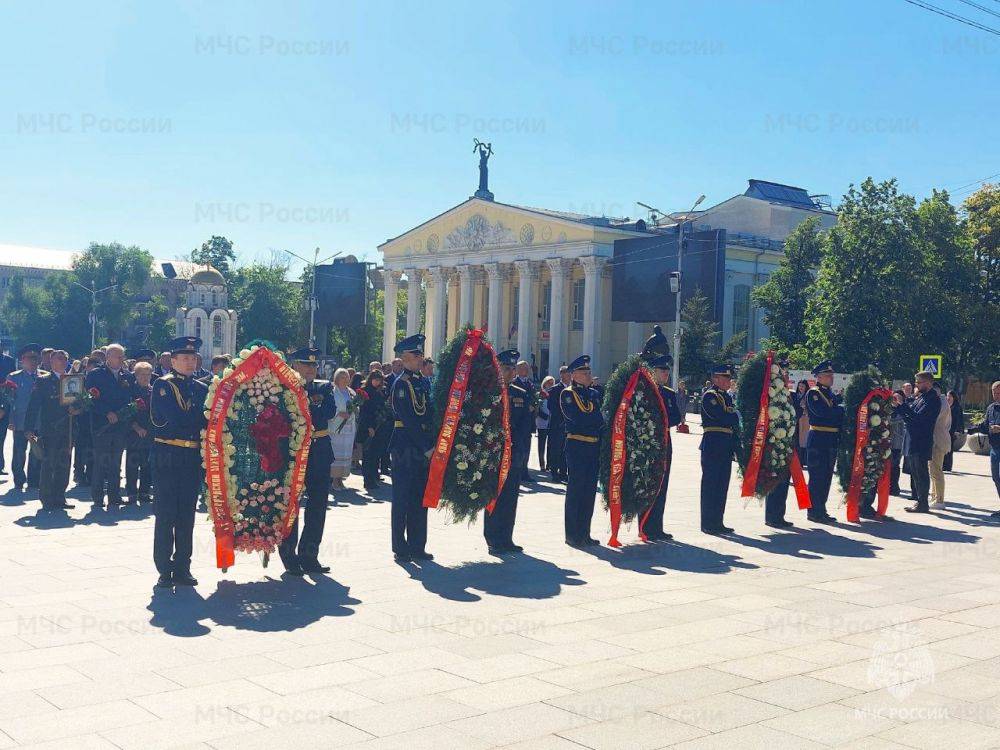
left=72, top=242, right=153, bottom=342
left=804, top=178, right=924, bottom=376
left=190, top=236, right=237, bottom=276
left=752, top=216, right=823, bottom=352
left=963, top=184, right=1000, bottom=378
left=229, top=261, right=303, bottom=347
left=130, top=295, right=175, bottom=353
left=678, top=288, right=744, bottom=382
left=1, top=274, right=93, bottom=355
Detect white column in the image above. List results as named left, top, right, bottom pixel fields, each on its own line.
left=405, top=267, right=421, bottom=336
left=545, top=258, right=570, bottom=376
left=514, top=260, right=538, bottom=361
left=580, top=256, right=607, bottom=373
left=458, top=265, right=475, bottom=327
left=381, top=269, right=400, bottom=363
left=425, top=267, right=448, bottom=356
left=485, top=262, right=503, bottom=341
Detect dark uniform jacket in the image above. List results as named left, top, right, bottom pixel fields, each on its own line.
left=805, top=384, right=844, bottom=449
left=304, top=379, right=337, bottom=436
left=85, top=365, right=136, bottom=431
left=507, top=382, right=534, bottom=453
left=150, top=371, right=208, bottom=446
left=390, top=370, right=434, bottom=455
left=559, top=383, right=604, bottom=442
left=897, top=387, right=941, bottom=458
left=658, top=385, right=683, bottom=428
left=970, top=402, right=1000, bottom=450
left=24, top=372, right=75, bottom=439
left=700, top=385, right=739, bottom=453
left=547, top=382, right=567, bottom=432
left=357, top=384, right=390, bottom=438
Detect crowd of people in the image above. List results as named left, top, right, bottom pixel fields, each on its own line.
left=0, top=334, right=998, bottom=589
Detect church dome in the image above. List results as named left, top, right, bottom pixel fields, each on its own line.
left=190, top=266, right=225, bottom=285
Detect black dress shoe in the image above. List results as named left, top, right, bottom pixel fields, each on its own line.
left=173, top=571, right=198, bottom=586
left=301, top=561, right=331, bottom=573
left=565, top=539, right=584, bottom=548
left=719, top=525, right=735, bottom=533
left=155, top=573, right=173, bottom=588
left=905, top=505, right=930, bottom=514
left=507, top=544, right=524, bottom=552
left=487, top=546, right=506, bottom=556
left=858, top=509, right=878, bottom=520
left=764, top=521, right=785, bottom=529
left=991, top=510, right=1000, bottom=519
left=702, top=527, right=724, bottom=535
left=645, top=532, right=672, bottom=541
left=393, top=553, right=412, bottom=563
left=283, top=566, right=306, bottom=577
left=58, top=502, right=74, bottom=509
left=411, top=551, right=434, bottom=561
left=585, top=537, right=600, bottom=546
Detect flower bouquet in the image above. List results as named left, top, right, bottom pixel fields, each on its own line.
left=72, top=387, right=101, bottom=412
left=95, top=397, right=148, bottom=436
left=423, top=326, right=511, bottom=523
left=837, top=366, right=894, bottom=522
left=335, top=389, right=366, bottom=434
left=203, top=342, right=313, bottom=570
left=599, top=353, right=669, bottom=546
left=737, top=351, right=810, bottom=506
left=0, top=379, right=17, bottom=414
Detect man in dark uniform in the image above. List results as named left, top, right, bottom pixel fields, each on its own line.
left=484, top=349, right=532, bottom=555
left=645, top=353, right=682, bottom=541
left=279, top=347, right=338, bottom=576
left=25, top=350, right=81, bottom=511
left=0, top=348, right=15, bottom=476
left=546, top=366, right=571, bottom=482
left=85, top=343, right=136, bottom=509
left=765, top=358, right=798, bottom=529
left=125, top=361, right=155, bottom=504
left=514, top=359, right=537, bottom=483
left=150, top=336, right=209, bottom=588
left=560, top=354, right=605, bottom=547
left=700, top=363, right=740, bottom=535
left=389, top=334, right=434, bottom=563
left=805, top=360, right=843, bottom=524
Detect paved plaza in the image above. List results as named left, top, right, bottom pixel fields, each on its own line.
left=1, top=419, right=1000, bottom=749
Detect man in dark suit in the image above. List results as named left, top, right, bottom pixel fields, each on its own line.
left=0, top=348, right=15, bottom=476
left=546, top=366, right=571, bottom=482
left=85, top=343, right=136, bottom=509
left=894, top=370, right=941, bottom=513
left=24, top=350, right=81, bottom=511
left=125, top=361, right=155, bottom=504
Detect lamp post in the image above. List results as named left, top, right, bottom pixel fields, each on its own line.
left=671, top=194, right=706, bottom=389
left=284, top=247, right=343, bottom=348
left=72, top=281, right=117, bottom=350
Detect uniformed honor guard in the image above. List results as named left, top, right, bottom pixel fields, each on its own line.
left=765, top=358, right=798, bottom=529
left=24, top=350, right=80, bottom=511
left=389, top=334, right=434, bottom=563
left=646, top=353, right=683, bottom=541
left=85, top=343, right=136, bottom=509
left=279, top=347, right=337, bottom=576
left=150, top=336, right=209, bottom=588
left=805, top=360, right=843, bottom=524
left=484, top=349, right=531, bottom=555
left=700, top=363, right=740, bottom=535
left=560, top=355, right=605, bottom=547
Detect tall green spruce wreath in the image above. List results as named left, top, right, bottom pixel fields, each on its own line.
left=837, top=365, right=893, bottom=494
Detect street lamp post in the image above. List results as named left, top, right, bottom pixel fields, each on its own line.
left=283, top=247, right=343, bottom=349
left=671, top=194, right=706, bottom=389
left=72, top=281, right=117, bottom=350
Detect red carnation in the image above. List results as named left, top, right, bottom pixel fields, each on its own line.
left=1, top=380, right=16, bottom=390
left=135, top=398, right=147, bottom=411
left=88, top=387, right=100, bottom=398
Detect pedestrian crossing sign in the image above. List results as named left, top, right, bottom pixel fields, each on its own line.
left=919, top=354, right=943, bottom=378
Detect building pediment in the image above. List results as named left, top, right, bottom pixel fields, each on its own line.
left=379, top=198, right=647, bottom=264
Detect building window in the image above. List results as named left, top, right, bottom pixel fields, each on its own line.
left=212, top=317, right=224, bottom=350
left=212, top=289, right=218, bottom=307
left=733, top=284, right=751, bottom=336
left=194, top=317, right=202, bottom=340
left=541, top=282, right=551, bottom=329
left=571, top=279, right=585, bottom=330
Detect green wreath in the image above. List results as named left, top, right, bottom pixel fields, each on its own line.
left=736, top=351, right=797, bottom=498
left=837, top=365, right=893, bottom=494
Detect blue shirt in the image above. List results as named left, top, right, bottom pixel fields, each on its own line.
left=9, top=368, right=39, bottom=431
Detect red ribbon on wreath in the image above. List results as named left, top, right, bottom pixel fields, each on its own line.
left=607, top=367, right=667, bottom=547
left=845, top=387, right=893, bottom=522
left=741, top=350, right=775, bottom=498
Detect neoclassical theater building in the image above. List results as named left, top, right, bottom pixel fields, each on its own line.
left=378, top=177, right=835, bottom=379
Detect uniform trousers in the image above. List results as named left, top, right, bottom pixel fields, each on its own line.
left=38, top=433, right=73, bottom=509
left=362, top=423, right=391, bottom=488
left=152, top=445, right=201, bottom=576
left=280, top=438, right=332, bottom=568
left=764, top=475, right=790, bottom=525
left=12, top=430, right=40, bottom=487
left=91, top=429, right=127, bottom=504
left=806, top=444, right=837, bottom=518
left=700, top=439, right=732, bottom=530
left=390, top=447, right=429, bottom=556
left=547, top=424, right=566, bottom=478
left=484, top=452, right=523, bottom=548
left=642, top=443, right=673, bottom=536
left=564, top=438, right=599, bottom=543
left=125, top=442, right=153, bottom=499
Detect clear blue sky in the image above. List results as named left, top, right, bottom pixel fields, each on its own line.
left=1, top=0, right=997, bottom=271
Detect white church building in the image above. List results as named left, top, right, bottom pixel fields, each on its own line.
left=174, top=266, right=238, bottom=360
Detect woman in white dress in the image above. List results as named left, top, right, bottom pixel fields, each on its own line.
left=329, top=368, right=357, bottom=490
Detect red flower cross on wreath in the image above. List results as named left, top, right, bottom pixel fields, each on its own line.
left=249, top=402, right=291, bottom=473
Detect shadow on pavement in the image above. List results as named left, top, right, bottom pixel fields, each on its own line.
left=580, top=539, right=757, bottom=576
left=409, top=554, right=585, bottom=603
left=862, top=517, right=981, bottom=546
left=728, top=527, right=884, bottom=560
left=146, top=574, right=360, bottom=637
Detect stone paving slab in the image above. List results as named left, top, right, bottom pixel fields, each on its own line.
left=1, top=417, right=999, bottom=748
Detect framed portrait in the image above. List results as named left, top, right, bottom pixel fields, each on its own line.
left=59, top=374, right=85, bottom=406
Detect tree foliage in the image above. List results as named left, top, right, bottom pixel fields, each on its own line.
left=679, top=288, right=745, bottom=384
left=752, top=217, right=823, bottom=353
left=962, top=184, right=1000, bottom=377
left=228, top=261, right=304, bottom=348
left=73, top=242, right=154, bottom=342
left=191, top=235, right=237, bottom=276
